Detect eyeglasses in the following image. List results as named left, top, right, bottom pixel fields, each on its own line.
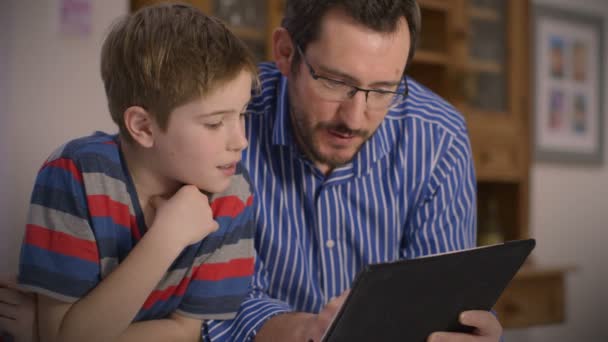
left=296, top=45, right=408, bottom=111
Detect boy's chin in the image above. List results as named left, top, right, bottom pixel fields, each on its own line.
left=198, top=180, right=231, bottom=196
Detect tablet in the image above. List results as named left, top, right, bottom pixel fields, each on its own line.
left=321, top=239, right=536, bottom=342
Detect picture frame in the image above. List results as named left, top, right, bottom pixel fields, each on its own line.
left=532, top=4, right=604, bottom=164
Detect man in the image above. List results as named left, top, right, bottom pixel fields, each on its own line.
left=205, top=1, right=502, bottom=341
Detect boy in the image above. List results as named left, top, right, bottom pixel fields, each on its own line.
left=12, top=3, right=257, bottom=341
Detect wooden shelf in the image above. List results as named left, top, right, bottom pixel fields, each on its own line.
left=228, top=25, right=266, bottom=41
left=418, top=0, right=452, bottom=12
left=412, top=50, right=450, bottom=66
left=470, top=7, right=501, bottom=22
left=468, top=59, right=503, bottom=74
left=496, top=265, right=571, bottom=328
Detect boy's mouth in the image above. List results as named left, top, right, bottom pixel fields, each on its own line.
left=218, top=162, right=238, bottom=176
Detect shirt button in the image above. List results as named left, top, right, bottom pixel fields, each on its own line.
left=326, top=239, right=335, bottom=249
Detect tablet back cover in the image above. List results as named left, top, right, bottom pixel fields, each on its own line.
left=322, top=239, right=535, bottom=342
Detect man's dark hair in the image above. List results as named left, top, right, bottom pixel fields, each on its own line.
left=282, top=0, right=421, bottom=73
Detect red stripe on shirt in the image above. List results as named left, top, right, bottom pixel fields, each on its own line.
left=130, top=215, right=141, bottom=240
left=142, top=277, right=191, bottom=310
left=24, top=224, right=98, bottom=263
left=211, top=195, right=251, bottom=218
left=41, top=158, right=83, bottom=183
left=194, top=257, right=254, bottom=281
left=87, top=195, right=134, bottom=229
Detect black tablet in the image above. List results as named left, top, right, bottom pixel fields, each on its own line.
left=321, top=239, right=536, bottom=342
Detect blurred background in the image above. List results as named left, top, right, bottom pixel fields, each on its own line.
left=0, top=0, right=606, bottom=341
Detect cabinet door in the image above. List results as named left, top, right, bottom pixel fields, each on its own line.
left=465, top=0, right=530, bottom=182
left=131, top=0, right=212, bottom=14
left=465, top=0, right=528, bottom=134
left=409, top=0, right=467, bottom=104
left=131, top=0, right=269, bottom=61
left=212, top=0, right=268, bottom=60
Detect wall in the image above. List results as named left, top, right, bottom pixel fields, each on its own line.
left=504, top=0, right=608, bottom=341
left=0, top=0, right=126, bottom=274
left=0, top=1, right=13, bottom=273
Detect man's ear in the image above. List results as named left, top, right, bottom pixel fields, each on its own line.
left=272, top=27, right=295, bottom=77
left=123, top=106, right=155, bottom=148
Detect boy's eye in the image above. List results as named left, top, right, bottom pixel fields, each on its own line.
left=204, top=121, right=223, bottom=129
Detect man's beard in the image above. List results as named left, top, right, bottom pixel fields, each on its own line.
left=289, top=106, right=370, bottom=169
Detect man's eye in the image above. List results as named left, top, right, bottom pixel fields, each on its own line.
left=321, top=78, right=348, bottom=89
left=370, top=90, right=394, bottom=99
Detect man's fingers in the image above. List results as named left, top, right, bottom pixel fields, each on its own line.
left=0, top=275, right=18, bottom=289
left=327, top=290, right=350, bottom=309
left=0, top=301, right=17, bottom=320
left=0, top=316, right=17, bottom=335
left=460, top=310, right=502, bottom=336
left=0, top=288, right=22, bottom=306
left=427, top=331, right=471, bottom=342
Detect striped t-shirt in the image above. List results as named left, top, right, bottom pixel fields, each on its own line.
left=205, top=62, right=477, bottom=340
left=18, top=132, right=255, bottom=321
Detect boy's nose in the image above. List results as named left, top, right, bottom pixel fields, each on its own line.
left=228, top=123, right=248, bottom=152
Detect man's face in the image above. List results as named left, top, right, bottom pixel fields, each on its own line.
left=149, top=69, right=252, bottom=194
left=288, top=9, right=410, bottom=173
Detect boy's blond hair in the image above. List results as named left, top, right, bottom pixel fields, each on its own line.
left=101, top=3, right=257, bottom=141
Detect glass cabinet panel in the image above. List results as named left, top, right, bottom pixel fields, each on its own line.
left=213, top=0, right=268, bottom=61
left=213, top=0, right=267, bottom=28
left=466, top=0, right=508, bottom=113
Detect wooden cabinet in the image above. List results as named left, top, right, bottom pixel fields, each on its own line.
left=131, top=0, right=283, bottom=61
left=131, top=0, right=568, bottom=329
left=410, top=0, right=568, bottom=328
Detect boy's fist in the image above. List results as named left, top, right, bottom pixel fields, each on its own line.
left=149, top=185, right=219, bottom=247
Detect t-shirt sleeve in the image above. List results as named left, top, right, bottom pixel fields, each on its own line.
left=176, top=166, right=256, bottom=320
left=18, top=155, right=100, bottom=302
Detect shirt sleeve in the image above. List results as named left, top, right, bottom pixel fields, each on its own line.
left=176, top=195, right=256, bottom=320
left=178, top=165, right=257, bottom=320
left=401, top=127, right=477, bottom=258
left=18, top=156, right=101, bottom=302
left=202, top=256, right=293, bottom=342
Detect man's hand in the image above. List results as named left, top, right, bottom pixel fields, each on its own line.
left=255, top=290, right=350, bottom=342
left=305, top=290, right=350, bottom=342
left=427, top=310, right=502, bottom=342
left=0, top=277, right=38, bottom=342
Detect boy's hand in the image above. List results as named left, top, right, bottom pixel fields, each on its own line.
left=427, top=310, right=502, bottom=342
left=0, top=277, right=38, bottom=342
left=149, top=185, right=219, bottom=248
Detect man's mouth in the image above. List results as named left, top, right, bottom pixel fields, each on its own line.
left=328, top=128, right=356, bottom=139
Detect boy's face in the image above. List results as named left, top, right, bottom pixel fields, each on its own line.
left=150, top=69, right=252, bottom=194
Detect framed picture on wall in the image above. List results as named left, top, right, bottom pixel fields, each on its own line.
left=532, top=4, right=604, bottom=164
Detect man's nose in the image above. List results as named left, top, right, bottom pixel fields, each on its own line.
left=338, top=90, right=367, bottom=127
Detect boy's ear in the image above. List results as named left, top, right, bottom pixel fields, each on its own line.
left=272, top=27, right=294, bottom=77
left=124, top=106, right=155, bottom=148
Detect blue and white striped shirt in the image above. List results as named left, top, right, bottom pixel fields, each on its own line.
left=205, top=62, right=477, bottom=341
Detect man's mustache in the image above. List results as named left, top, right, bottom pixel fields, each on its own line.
left=318, top=123, right=367, bottom=138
